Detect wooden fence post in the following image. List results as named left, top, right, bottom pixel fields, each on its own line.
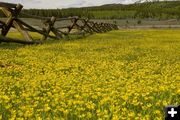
left=87, top=21, right=99, bottom=33
left=41, top=16, right=56, bottom=40
left=68, top=17, right=79, bottom=34
left=0, top=2, right=119, bottom=44
left=104, top=23, right=110, bottom=31
left=75, top=19, right=91, bottom=34
left=93, top=22, right=102, bottom=33
left=1, top=3, right=33, bottom=41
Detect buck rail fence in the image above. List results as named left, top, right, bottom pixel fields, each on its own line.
left=0, top=2, right=119, bottom=44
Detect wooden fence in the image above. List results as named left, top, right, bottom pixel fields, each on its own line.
left=0, top=2, right=119, bottom=44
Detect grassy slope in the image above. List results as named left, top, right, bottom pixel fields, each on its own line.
left=8, top=1, right=179, bottom=20
left=0, top=30, right=180, bottom=119
left=61, top=1, right=180, bottom=19
left=92, top=1, right=180, bottom=19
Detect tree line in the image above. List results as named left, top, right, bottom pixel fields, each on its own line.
left=0, top=1, right=180, bottom=19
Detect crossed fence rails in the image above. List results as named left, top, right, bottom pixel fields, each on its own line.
left=0, top=2, right=119, bottom=44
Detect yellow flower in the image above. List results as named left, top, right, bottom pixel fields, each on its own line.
left=128, top=112, right=135, bottom=117
left=44, top=104, right=51, bottom=112
left=87, top=112, right=92, bottom=118
left=0, top=29, right=179, bottom=119
left=0, top=115, right=2, bottom=120
left=154, top=110, right=161, bottom=115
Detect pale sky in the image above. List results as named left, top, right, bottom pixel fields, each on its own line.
left=0, top=0, right=140, bottom=9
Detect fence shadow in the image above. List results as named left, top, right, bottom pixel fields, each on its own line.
left=0, top=42, right=27, bottom=50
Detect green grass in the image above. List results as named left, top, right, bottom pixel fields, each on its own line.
left=0, top=29, right=180, bottom=119
left=90, top=10, right=136, bottom=19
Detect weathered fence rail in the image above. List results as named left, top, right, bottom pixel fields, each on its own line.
left=0, top=2, right=17, bottom=8
left=0, top=2, right=119, bottom=44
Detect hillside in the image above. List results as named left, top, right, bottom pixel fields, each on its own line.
left=67, top=1, right=180, bottom=19
left=16, top=1, right=180, bottom=20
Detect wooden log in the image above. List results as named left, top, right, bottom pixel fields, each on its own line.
left=56, top=29, right=68, bottom=36
left=0, top=20, right=5, bottom=25
left=1, top=7, right=12, bottom=16
left=0, top=20, right=6, bottom=29
left=51, top=28, right=62, bottom=39
left=0, top=24, right=3, bottom=28
left=89, top=22, right=101, bottom=33
left=13, top=4, right=34, bottom=41
left=17, top=19, right=65, bottom=39
left=1, top=4, right=23, bottom=36
left=13, top=20, right=33, bottom=41
left=88, top=21, right=99, bottom=33
left=41, top=16, right=56, bottom=40
left=68, top=18, right=79, bottom=33
left=105, top=23, right=111, bottom=31
left=96, top=23, right=103, bottom=33
left=72, top=20, right=90, bottom=34
left=0, top=2, right=17, bottom=8
left=107, top=24, right=113, bottom=31
left=112, top=24, right=117, bottom=30
left=91, top=22, right=99, bottom=33
left=81, top=19, right=93, bottom=34
left=102, top=23, right=107, bottom=31
left=73, top=18, right=93, bottom=34
left=112, top=24, right=115, bottom=28
left=100, top=23, right=107, bottom=32
left=1, top=3, right=34, bottom=42
left=100, top=23, right=106, bottom=32
left=1, top=8, right=14, bottom=36
left=114, top=24, right=119, bottom=30
left=55, top=26, right=70, bottom=29
left=0, top=35, right=42, bottom=44
left=16, top=19, right=45, bottom=35
left=111, top=24, right=117, bottom=30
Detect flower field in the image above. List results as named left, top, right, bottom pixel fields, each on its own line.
left=0, top=29, right=180, bottom=120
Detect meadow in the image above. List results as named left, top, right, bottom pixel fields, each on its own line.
left=0, top=29, right=180, bottom=120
